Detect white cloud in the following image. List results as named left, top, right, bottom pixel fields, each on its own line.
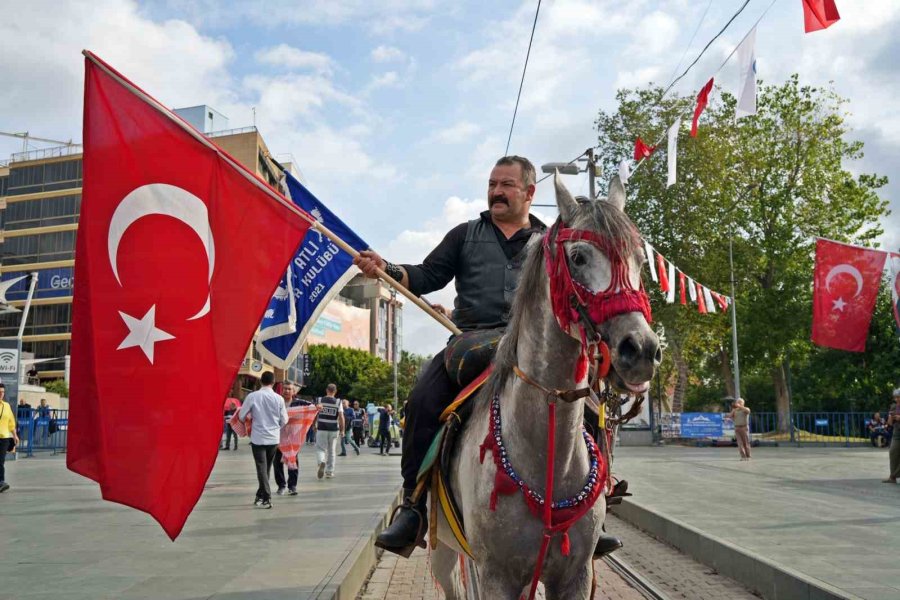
left=371, top=45, right=407, bottom=63
left=366, top=71, right=401, bottom=92
left=431, top=121, right=481, bottom=144
left=255, top=44, right=335, bottom=75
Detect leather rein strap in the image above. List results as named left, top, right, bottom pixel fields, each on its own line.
left=512, top=365, right=591, bottom=403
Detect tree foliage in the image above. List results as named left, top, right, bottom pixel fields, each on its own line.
left=305, top=344, right=430, bottom=406
left=595, top=75, right=894, bottom=419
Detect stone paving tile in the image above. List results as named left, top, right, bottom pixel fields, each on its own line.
left=606, top=514, right=759, bottom=600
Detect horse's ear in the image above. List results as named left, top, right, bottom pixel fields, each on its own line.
left=607, top=175, right=626, bottom=212
left=554, top=171, right=578, bottom=224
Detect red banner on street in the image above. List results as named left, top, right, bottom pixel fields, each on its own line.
left=811, top=239, right=886, bottom=352
left=68, top=52, right=310, bottom=539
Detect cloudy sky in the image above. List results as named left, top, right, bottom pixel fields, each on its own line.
left=1, top=0, right=896, bottom=356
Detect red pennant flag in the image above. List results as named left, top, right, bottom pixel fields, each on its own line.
left=713, top=292, right=729, bottom=312
left=691, top=78, right=714, bottom=137
left=656, top=253, right=669, bottom=293
left=68, top=52, right=312, bottom=539
left=811, top=239, right=887, bottom=352
left=696, top=283, right=708, bottom=314
left=633, top=137, right=656, bottom=161
left=803, top=0, right=840, bottom=33
left=678, top=271, right=687, bottom=305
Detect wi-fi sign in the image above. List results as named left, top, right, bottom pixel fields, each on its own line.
left=0, top=350, right=18, bottom=373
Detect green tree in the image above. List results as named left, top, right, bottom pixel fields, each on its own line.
left=596, top=76, right=890, bottom=427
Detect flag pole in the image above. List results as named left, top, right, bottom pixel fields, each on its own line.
left=729, top=235, right=741, bottom=400
left=82, top=50, right=461, bottom=337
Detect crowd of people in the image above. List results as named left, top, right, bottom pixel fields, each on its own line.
left=222, top=371, right=403, bottom=508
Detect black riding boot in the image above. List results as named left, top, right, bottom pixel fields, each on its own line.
left=593, top=533, right=623, bottom=558
left=375, top=487, right=427, bottom=558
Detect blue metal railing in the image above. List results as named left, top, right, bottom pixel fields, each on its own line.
left=15, top=408, right=68, bottom=456
left=750, top=411, right=876, bottom=446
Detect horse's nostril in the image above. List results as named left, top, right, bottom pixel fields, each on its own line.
left=617, top=336, right=640, bottom=364
left=654, top=346, right=662, bottom=364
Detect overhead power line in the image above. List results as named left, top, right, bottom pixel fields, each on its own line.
left=505, top=0, right=542, bottom=156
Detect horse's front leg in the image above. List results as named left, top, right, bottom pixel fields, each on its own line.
left=475, top=563, right=529, bottom=600
left=543, top=561, right=594, bottom=600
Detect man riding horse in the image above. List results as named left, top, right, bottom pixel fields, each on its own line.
left=354, top=156, right=623, bottom=559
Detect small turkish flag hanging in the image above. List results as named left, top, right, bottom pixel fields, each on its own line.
left=633, top=137, right=656, bottom=161
left=811, top=239, right=886, bottom=352
left=678, top=271, right=687, bottom=305
left=803, top=0, right=840, bottom=33
left=656, top=253, right=669, bottom=293
left=68, top=52, right=311, bottom=539
left=691, top=78, right=714, bottom=137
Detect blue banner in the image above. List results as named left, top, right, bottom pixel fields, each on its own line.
left=2, top=268, right=74, bottom=300
left=257, top=172, right=368, bottom=368
left=680, top=413, right=723, bottom=438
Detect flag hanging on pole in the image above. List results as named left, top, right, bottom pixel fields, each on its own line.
left=803, top=0, right=840, bottom=33
left=666, top=118, right=681, bottom=187
left=633, top=137, right=656, bottom=161
left=257, top=171, right=369, bottom=369
left=811, top=238, right=886, bottom=352
left=691, top=78, right=714, bottom=137
left=68, top=52, right=312, bottom=539
left=735, top=27, right=758, bottom=119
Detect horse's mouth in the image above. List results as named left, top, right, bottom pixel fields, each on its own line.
left=609, top=369, right=650, bottom=395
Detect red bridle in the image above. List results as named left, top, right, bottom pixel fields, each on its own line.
left=542, top=221, right=652, bottom=379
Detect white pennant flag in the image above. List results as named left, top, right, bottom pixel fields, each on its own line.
left=618, top=159, right=632, bottom=184
left=666, top=261, right=676, bottom=303
left=889, top=253, right=900, bottom=331
left=687, top=276, right=697, bottom=302
left=645, top=240, right=658, bottom=282
left=704, top=286, right=716, bottom=313
left=667, top=118, right=681, bottom=187
left=736, top=26, right=757, bottom=119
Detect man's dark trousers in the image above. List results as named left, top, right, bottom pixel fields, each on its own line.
left=251, top=443, right=278, bottom=501
left=400, top=349, right=461, bottom=489
left=273, top=449, right=298, bottom=490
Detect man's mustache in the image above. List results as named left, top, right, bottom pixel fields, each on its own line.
left=490, top=196, right=509, bottom=206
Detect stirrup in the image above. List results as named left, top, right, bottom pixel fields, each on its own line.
left=605, top=479, right=632, bottom=510
left=375, top=502, right=427, bottom=558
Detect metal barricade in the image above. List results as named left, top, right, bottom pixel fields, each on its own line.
left=751, top=411, right=871, bottom=446
left=16, top=408, right=69, bottom=456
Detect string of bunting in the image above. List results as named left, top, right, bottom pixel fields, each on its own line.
left=620, top=0, right=841, bottom=186
left=642, top=238, right=731, bottom=316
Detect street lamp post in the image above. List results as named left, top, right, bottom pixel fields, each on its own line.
left=541, top=148, right=599, bottom=199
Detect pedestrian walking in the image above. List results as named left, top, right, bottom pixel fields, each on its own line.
left=883, top=388, right=900, bottom=484
left=350, top=400, right=367, bottom=448
left=315, top=384, right=344, bottom=479
left=0, top=384, right=19, bottom=493
left=238, top=371, right=288, bottom=508
left=222, top=397, right=241, bottom=450
left=275, top=382, right=312, bottom=496
left=728, top=398, right=752, bottom=460
left=339, top=399, right=360, bottom=456
left=378, top=403, right=395, bottom=456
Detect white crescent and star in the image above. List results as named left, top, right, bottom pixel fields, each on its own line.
left=108, top=183, right=215, bottom=364
left=824, top=263, right=863, bottom=313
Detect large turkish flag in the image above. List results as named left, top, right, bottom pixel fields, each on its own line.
left=68, top=53, right=310, bottom=539
left=811, top=239, right=886, bottom=353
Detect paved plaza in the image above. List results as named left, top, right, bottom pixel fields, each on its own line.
left=613, top=445, right=900, bottom=600
left=1, top=444, right=403, bottom=600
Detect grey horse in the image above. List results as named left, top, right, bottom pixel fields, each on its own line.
left=430, top=173, right=660, bottom=599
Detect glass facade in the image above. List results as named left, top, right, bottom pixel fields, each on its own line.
left=6, top=159, right=82, bottom=196
left=4, top=194, right=81, bottom=230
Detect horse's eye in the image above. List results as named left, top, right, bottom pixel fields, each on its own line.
left=570, top=251, right=587, bottom=267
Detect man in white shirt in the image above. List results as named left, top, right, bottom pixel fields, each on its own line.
left=238, top=371, right=288, bottom=508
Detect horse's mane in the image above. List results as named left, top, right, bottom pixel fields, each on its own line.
left=489, top=198, right=642, bottom=396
